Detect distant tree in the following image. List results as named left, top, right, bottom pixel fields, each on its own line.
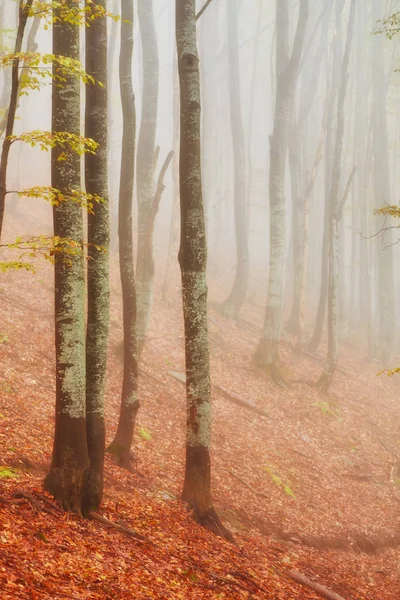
left=176, top=0, right=231, bottom=541
left=84, top=0, right=109, bottom=510
left=221, top=0, right=249, bottom=318
left=136, top=0, right=159, bottom=356
left=255, top=0, right=309, bottom=385
left=107, top=0, right=139, bottom=470
left=44, top=6, right=89, bottom=513
left=0, top=0, right=34, bottom=241
left=317, top=0, right=356, bottom=392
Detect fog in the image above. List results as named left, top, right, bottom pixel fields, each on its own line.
left=2, top=0, right=400, bottom=365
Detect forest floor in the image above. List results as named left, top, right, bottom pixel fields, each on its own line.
left=1, top=219, right=400, bottom=599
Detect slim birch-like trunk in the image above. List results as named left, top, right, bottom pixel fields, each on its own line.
left=221, top=0, right=249, bottom=318
left=317, top=0, right=356, bottom=392
left=371, top=0, right=395, bottom=364
left=44, top=9, right=88, bottom=514
left=176, top=0, right=231, bottom=541
left=136, top=0, right=159, bottom=355
left=255, top=0, right=309, bottom=383
left=84, top=0, right=109, bottom=511
left=108, top=0, right=139, bottom=470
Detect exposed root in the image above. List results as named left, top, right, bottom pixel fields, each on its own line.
left=88, top=511, right=152, bottom=545
left=194, top=506, right=236, bottom=544
left=288, top=569, right=346, bottom=600
left=106, top=444, right=136, bottom=473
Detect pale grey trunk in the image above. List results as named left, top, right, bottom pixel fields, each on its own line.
left=256, top=0, right=309, bottom=377
left=136, top=0, right=159, bottom=355
left=221, top=0, right=249, bottom=317
left=162, top=43, right=180, bottom=299
left=371, top=0, right=395, bottom=364
left=318, top=0, right=356, bottom=391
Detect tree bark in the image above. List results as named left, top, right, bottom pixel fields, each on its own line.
left=44, top=7, right=89, bottom=514
left=84, top=0, right=109, bottom=511
left=221, top=0, right=249, bottom=318
left=136, top=0, right=159, bottom=356
left=107, top=0, right=139, bottom=470
left=255, top=0, right=309, bottom=380
left=176, top=0, right=231, bottom=541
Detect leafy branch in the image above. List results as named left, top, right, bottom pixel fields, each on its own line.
left=7, top=130, right=98, bottom=157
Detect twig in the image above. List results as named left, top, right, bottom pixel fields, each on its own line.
left=196, top=0, right=215, bottom=21
left=88, top=511, right=152, bottom=545
left=288, top=569, right=347, bottom=600
left=229, top=471, right=268, bottom=499
left=209, top=572, right=252, bottom=594
left=228, top=570, right=269, bottom=593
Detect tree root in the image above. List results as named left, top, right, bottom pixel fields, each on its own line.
left=88, top=511, right=152, bottom=545
left=195, top=506, right=236, bottom=544
left=288, top=569, right=346, bottom=600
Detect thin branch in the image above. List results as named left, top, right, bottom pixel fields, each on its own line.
left=338, top=166, right=356, bottom=220
left=288, top=570, right=346, bottom=600
left=196, top=0, right=215, bottom=21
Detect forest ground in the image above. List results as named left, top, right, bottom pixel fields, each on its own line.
left=1, top=215, right=400, bottom=599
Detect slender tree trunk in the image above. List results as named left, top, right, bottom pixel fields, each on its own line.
left=287, top=0, right=331, bottom=338
left=176, top=0, right=231, bottom=541
left=255, top=0, right=309, bottom=382
left=107, top=0, right=139, bottom=470
left=84, top=0, right=109, bottom=511
left=107, top=0, right=119, bottom=249
left=221, top=0, right=249, bottom=318
left=44, top=8, right=89, bottom=514
left=371, top=0, right=395, bottom=364
left=0, top=0, right=33, bottom=241
left=308, top=0, right=344, bottom=353
left=163, top=41, right=180, bottom=300
left=136, top=0, right=159, bottom=355
left=317, top=0, right=356, bottom=392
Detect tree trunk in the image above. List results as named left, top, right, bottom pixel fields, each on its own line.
left=221, top=0, right=249, bottom=318
left=44, top=8, right=89, bottom=514
left=371, top=0, right=395, bottom=364
left=255, top=0, right=309, bottom=380
left=317, top=0, right=356, bottom=392
left=84, top=0, right=109, bottom=511
left=0, top=0, right=33, bottom=241
left=308, top=0, right=344, bottom=353
left=107, top=0, right=139, bottom=470
left=136, top=0, right=159, bottom=356
left=176, top=0, right=231, bottom=541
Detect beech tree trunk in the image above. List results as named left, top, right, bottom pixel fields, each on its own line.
left=371, top=0, right=395, bottom=364
left=108, top=0, right=139, bottom=470
left=45, top=9, right=89, bottom=514
left=308, top=0, right=344, bottom=353
left=176, top=0, right=230, bottom=540
left=136, top=0, right=159, bottom=355
left=317, top=0, right=356, bottom=392
left=221, top=0, right=249, bottom=318
left=84, top=0, right=109, bottom=511
left=255, top=0, right=309, bottom=380
left=0, top=0, right=33, bottom=241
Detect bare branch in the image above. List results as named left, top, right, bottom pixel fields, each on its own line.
left=196, top=0, right=215, bottom=21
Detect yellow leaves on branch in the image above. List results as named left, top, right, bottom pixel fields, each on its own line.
left=16, top=186, right=104, bottom=214
left=1, top=235, right=107, bottom=271
left=29, top=1, right=120, bottom=26
left=0, top=52, right=102, bottom=93
left=7, top=130, right=98, bottom=157
left=374, top=205, right=400, bottom=219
